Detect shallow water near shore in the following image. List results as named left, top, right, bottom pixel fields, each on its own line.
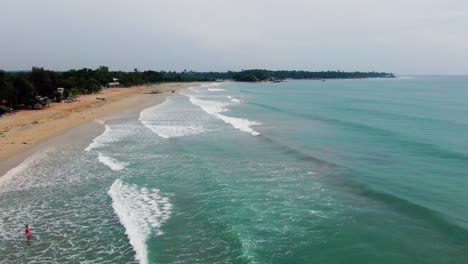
left=1, top=77, right=468, bottom=263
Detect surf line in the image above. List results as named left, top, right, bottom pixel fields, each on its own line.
left=185, top=94, right=261, bottom=136
left=108, top=179, right=173, bottom=264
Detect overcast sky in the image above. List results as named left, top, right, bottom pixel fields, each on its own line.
left=1, top=0, right=467, bottom=74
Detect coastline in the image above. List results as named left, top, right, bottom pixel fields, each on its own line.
left=0, top=82, right=201, bottom=177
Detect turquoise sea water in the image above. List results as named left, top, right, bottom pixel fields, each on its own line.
left=1, top=77, right=467, bottom=263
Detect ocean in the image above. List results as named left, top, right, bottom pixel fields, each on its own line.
left=1, top=77, right=467, bottom=263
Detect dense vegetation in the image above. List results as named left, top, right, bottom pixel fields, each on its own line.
left=0, top=67, right=215, bottom=109
left=0, top=67, right=394, bottom=110
left=231, top=69, right=394, bottom=82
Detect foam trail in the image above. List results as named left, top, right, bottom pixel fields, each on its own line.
left=86, top=125, right=112, bottom=151
left=189, top=97, right=261, bottom=136
left=188, top=87, right=201, bottom=93
left=208, top=88, right=226, bottom=92
left=143, top=125, right=205, bottom=139
left=200, top=82, right=222, bottom=88
left=98, top=153, right=129, bottom=171
left=227, top=96, right=242, bottom=103
left=139, top=99, right=206, bottom=139
left=0, top=149, right=51, bottom=189
left=86, top=124, right=136, bottom=151
left=108, top=179, right=173, bottom=264
left=189, top=97, right=229, bottom=114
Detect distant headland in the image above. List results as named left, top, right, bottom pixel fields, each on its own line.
left=229, top=69, right=394, bottom=82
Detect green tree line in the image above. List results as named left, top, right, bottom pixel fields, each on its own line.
left=232, top=69, right=394, bottom=82
left=0, top=67, right=394, bottom=109
left=0, top=67, right=215, bottom=109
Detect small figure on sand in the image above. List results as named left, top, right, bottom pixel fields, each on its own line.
left=25, top=225, right=31, bottom=240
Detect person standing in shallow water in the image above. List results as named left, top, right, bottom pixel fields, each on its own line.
left=25, top=225, right=30, bottom=240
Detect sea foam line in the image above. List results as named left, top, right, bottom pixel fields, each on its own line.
left=139, top=98, right=206, bottom=139
left=98, top=153, right=129, bottom=171
left=0, top=148, right=52, bottom=190
left=227, top=96, right=242, bottom=103
left=86, top=124, right=112, bottom=151
left=143, top=124, right=205, bottom=139
left=208, top=88, right=226, bottom=92
left=85, top=124, right=136, bottom=151
left=108, top=179, right=173, bottom=264
left=188, top=97, right=261, bottom=136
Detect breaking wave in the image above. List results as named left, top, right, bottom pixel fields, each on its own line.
left=98, top=153, right=129, bottom=171
left=208, top=88, right=226, bottom=92
left=108, top=179, right=173, bottom=264
left=85, top=124, right=136, bottom=151
left=188, top=96, right=261, bottom=136
left=139, top=99, right=207, bottom=139
left=227, top=96, right=243, bottom=103
left=0, top=148, right=52, bottom=190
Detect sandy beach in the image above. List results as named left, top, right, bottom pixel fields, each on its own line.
left=0, top=82, right=199, bottom=169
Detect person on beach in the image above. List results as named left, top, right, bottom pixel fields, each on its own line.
left=25, top=225, right=31, bottom=240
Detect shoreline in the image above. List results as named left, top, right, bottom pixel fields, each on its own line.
left=0, top=82, right=201, bottom=177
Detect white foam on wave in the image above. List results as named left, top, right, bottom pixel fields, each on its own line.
left=188, top=97, right=261, bottom=136
left=98, top=153, right=129, bottom=171
left=309, top=209, right=328, bottom=218
left=188, top=87, right=201, bottom=93
left=108, top=179, right=173, bottom=264
left=227, top=96, right=242, bottom=103
left=139, top=99, right=206, bottom=139
left=0, top=148, right=52, bottom=190
left=208, top=88, right=226, bottom=92
left=145, top=124, right=206, bottom=139
left=190, top=97, right=229, bottom=114
left=217, top=115, right=261, bottom=136
left=200, top=82, right=222, bottom=88
left=86, top=124, right=136, bottom=151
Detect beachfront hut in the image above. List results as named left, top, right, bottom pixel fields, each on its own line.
left=56, top=88, right=65, bottom=102
left=35, top=96, right=50, bottom=107
left=107, top=82, right=120, bottom=88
